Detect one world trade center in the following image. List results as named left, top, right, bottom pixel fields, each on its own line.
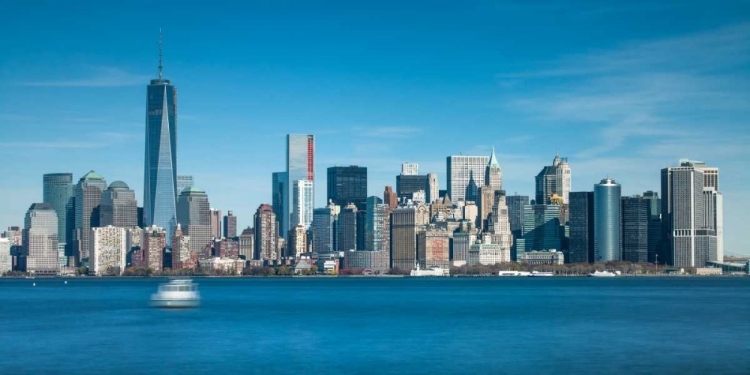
left=143, top=30, right=177, bottom=245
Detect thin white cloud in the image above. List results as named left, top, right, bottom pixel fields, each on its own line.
left=357, top=126, right=422, bottom=138
left=19, top=67, right=151, bottom=87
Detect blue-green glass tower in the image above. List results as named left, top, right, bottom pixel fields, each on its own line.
left=143, top=30, right=177, bottom=245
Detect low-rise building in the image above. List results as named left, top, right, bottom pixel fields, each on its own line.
left=467, top=235, right=511, bottom=266
left=344, top=250, right=389, bottom=274
left=521, top=250, right=565, bottom=265
left=695, top=267, right=722, bottom=276
left=199, top=257, right=244, bottom=274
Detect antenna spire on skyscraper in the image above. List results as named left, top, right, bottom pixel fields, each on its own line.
left=158, top=28, right=163, bottom=80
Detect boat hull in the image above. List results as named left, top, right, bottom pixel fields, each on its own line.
left=151, top=298, right=200, bottom=308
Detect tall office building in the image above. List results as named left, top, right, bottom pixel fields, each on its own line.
left=661, top=160, right=719, bottom=267
left=99, top=181, right=138, bottom=228
left=209, top=208, right=221, bottom=239
left=90, top=226, right=127, bottom=276
left=74, top=171, right=107, bottom=263
left=390, top=205, right=430, bottom=269
left=488, top=190, right=513, bottom=253
left=535, top=154, right=572, bottom=204
left=291, top=180, right=314, bottom=230
left=516, top=205, right=561, bottom=260
left=446, top=155, right=489, bottom=202
left=427, top=173, right=439, bottom=204
left=396, top=174, right=429, bottom=200
left=42, top=173, right=74, bottom=260
left=0, top=238, right=11, bottom=274
left=336, top=203, right=358, bottom=251
left=594, top=178, right=621, bottom=262
left=223, top=211, right=237, bottom=238
left=254, top=204, right=279, bottom=263
left=288, top=225, right=308, bottom=258
left=271, top=172, right=287, bottom=235
left=141, top=225, right=166, bottom=272
left=401, top=163, right=419, bottom=176
left=23, top=203, right=59, bottom=275
left=621, top=196, right=648, bottom=263
left=506, top=195, right=529, bottom=259
left=384, top=186, right=398, bottom=209
left=692, top=162, right=723, bottom=262
left=143, top=32, right=178, bottom=246
left=285, top=134, right=315, bottom=240
left=176, top=175, right=193, bottom=194
left=239, top=227, right=254, bottom=260
left=643, top=191, right=662, bottom=263
left=365, top=196, right=390, bottom=252
left=477, top=186, right=495, bottom=231
left=485, top=147, right=502, bottom=192
left=327, top=166, right=367, bottom=210
left=568, top=192, right=594, bottom=263
left=312, top=201, right=339, bottom=253
left=177, top=187, right=212, bottom=255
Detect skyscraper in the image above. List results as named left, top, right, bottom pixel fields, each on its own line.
left=327, top=166, right=367, bottom=210
left=99, top=181, right=138, bottom=228
left=516, top=205, right=561, bottom=260
left=176, top=175, right=194, bottom=195
left=643, top=191, right=662, bottom=263
left=488, top=190, right=513, bottom=254
left=223, top=211, right=237, bottom=238
left=396, top=174, right=429, bottom=200
left=177, top=187, right=212, bottom=255
left=42, top=173, right=74, bottom=260
left=143, top=31, right=178, bottom=246
left=427, top=173, right=439, bottom=204
left=535, top=154, right=572, bottom=204
left=286, top=134, right=315, bottom=240
left=291, top=180, right=314, bottom=230
left=446, top=155, right=489, bottom=202
left=209, top=208, right=221, bottom=239
left=594, top=178, right=621, bottom=262
left=568, top=192, right=594, bottom=263
left=336, top=203, right=358, bottom=251
left=621, top=196, right=648, bottom=263
left=254, top=204, right=279, bottom=263
left=383, top=186, right=398, bottom=209
left=271, top=171, right=287, bottom=235
left=74, top=171, right=107, bottom=263
left=23, top=203, right=59, bottom=275
left=365, top=196, right=390, bottom=252
left=390, top=204, right=430, bottom=269
left=401, top=163, right=419, bottom=176
left=485, top=147, right=502, bottom=192
left=661, top=161, right=718, bottom=267
left=506, top=195, right=529, bottom=259
left=312, top=201, right=339, bottom=253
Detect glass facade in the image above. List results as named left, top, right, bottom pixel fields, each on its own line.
left=517, top=204, right=561, bottom=260
left=621, top=196, right=648, bottom=263
left=42, top=173, right=73, bottom=253
left=396, top=175, right=429, bottom=200
left=144, top=79, right=178, bottom=246
left=594, top=178, right=621, bottom=262
left=327, top=166, right=367, bottom=210
left=568, top=192, right=593, bottom=263
left=285, top=135, right=314, bottom=240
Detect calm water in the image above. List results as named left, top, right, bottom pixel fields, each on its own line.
left=1, top=277, right=749, bottom=374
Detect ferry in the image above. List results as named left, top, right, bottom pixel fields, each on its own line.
left=590, top=270, right=620, bottom=277
left=410, top=264, right=449, bottom=277
left=529, top=271, right=554, bottom=277
left=498, top=271, right=531, bottom=277
left=151, top=279, right=201, bottom=308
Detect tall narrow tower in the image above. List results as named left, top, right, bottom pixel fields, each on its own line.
left=143, top=29, right=178, bottom=245
left=485, top=147, right=502, bottom=192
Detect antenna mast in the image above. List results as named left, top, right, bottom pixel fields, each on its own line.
left=158, top=28, right=163, bottom=80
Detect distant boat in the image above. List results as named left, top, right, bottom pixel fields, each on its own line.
left=498, top=271, right=531, bottom=277
left=151, top=279, right=201, bottom=308
left=590, top=270, right=619, bottom=277
left=410, top=263, right=449, bottom=277
left=529, top=271, right=554, bottom=277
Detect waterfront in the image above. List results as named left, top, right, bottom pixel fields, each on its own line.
left=1, top=278, right=749, bottom=374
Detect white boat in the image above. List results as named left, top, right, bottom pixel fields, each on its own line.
left=151, top=279, right=201, bottom=308
left=590, top=270, right=619, bottom=277
left=410, top=264, right=449, bottom=277
left=529, top=271, right=554, bottom=277
left=498, top=271, right=531, bottom=277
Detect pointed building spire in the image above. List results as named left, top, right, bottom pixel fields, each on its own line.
left=158, top=28, right=163, bottom=80
left=488, top=146, right=500, bottom=167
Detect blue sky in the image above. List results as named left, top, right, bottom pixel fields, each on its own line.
left=1, top=1, right=749, bottom=255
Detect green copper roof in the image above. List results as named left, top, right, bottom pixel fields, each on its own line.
left=181, top=186, right=205, bottom=194
left=81, top=170, right=105, bottom=180
left=108, top=181, right=129, bottom=189
left=488, top=147, right=500, bottom=167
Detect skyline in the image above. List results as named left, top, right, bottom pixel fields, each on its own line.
left=1, top=2, right=749, bottom=256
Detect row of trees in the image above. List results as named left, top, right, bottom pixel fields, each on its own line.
left=449, top=261, right=695, bottom=276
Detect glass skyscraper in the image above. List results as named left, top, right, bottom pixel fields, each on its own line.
left=285, top=134, right=314, bottom=239
left=42, top=173, right=74, bottom=257
left=594, top=178, right=621, bottom=262
left=143, top=46, right=178, bottom=245
left=327, top=166, right=368, bottom=210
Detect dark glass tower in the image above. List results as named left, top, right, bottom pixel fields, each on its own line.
left=568, top=192, right=594, bottom=263
left=327, top=166, right=367, bottom=211
left=42, top=173, right=74, bottom=257
left=621, top=196, right=648, bottom=263
left=143, top=31, right=178, bottom=245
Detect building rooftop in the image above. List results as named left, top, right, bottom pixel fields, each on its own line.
left=81, top=170, right=105, bottom=181
left=181, top=186, right=205, bottom=194
left=108, top=181, right=129, bottom=189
